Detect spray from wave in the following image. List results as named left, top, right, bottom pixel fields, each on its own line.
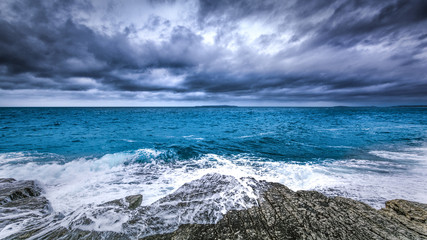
left=1, top=145, right=426, bottom=213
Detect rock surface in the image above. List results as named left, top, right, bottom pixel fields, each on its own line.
left=144, top=182, right=427, bottom=240
left=131, top=173, right=270, bottom=237
left=0, top=178, right=51, bottom=239
left=1, top=176, right=426, bottom=240
left=0, top=174, right=266, bottom=239
left=126, top=194, right=143, bottom=210
left=102, top=194, right=143, bottom=210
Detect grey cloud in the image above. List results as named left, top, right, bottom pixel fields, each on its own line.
left=199, top=0, right=427, bottom=47
left=0, top=0, right=426, bottom=105
left=0, top=0, right=215, bottom=92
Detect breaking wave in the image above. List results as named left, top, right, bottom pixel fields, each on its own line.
left=1, top=144, right=426, bottom=213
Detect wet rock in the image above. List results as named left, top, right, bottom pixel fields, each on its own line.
left=126, top=194, right=143, bottom=210
left=2, top=175, right=427, bottom=240
left=102, top=194, right=143, bottom=210
left=144, top=182, right=427, bottom=240
left=0, top=178, right=15, bottom=184
left=32, top=173, right=267, bottom=239
left=123, top=173, right=270, bottom=238
left=102, top=198, right=126, bottom=208
left=0, top=178, right=43, bottom=205
left=0, top=178, right=51, bottom=239
left=0, top=178, right=50, bottom=211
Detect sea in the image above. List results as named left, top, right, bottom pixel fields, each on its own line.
left=0, top=107, right=426, bottom=216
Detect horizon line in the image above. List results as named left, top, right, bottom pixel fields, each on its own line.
left=1, top=105, right=427, bottom=108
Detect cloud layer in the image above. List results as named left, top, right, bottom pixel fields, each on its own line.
left=0, top=0, right=426, bottom=106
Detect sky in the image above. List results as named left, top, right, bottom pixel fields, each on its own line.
left=0, top=0, right=426, bottom=106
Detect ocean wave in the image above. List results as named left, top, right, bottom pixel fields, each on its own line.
left=370, top=147, right=427, bottom=162
left=320, top=145, right=427, bottom=208
left=0, top=151, right=65, bottom=164
left=0, top=149, right=334, bottom=213
left=0, top=144, right=426, bottom=214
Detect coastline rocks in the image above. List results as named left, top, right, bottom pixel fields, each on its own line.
left=0, top=178, right=46, bottom=206
left=384, top=199, right=427, bottom=223
left=0, top=174, right=270, bottom=239
left=145, top=182, right=427, bottom=240
left=1, top=175, right=426, bottom=240
left=131, top=173, right=270, bottom=237
left=380, top=199, right=427, bottom=236
left=0, top=178, right=51, bottom=239
left=58, top=173, right=264, bottom=239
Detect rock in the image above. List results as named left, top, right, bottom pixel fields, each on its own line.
left=1, top=175, right=427, bottom=240
left=0, top=178, right=50, bottom=211
left=379, top=199, right=427, bottom=236
left=32, top=173, right=268, bottom=239
left=125, top=194, right=142, bottom=210
left=384, top=199, right=427, bottom=223
left=0, top=178, right=51, bottom=240
left=129, top=173, right=270, bottom=237
left=0, top=178, right=43, bottom=205
left=102, top=198, right=126, bottom=208
left=15, top=193, right=143, bottom=239
left=144, top=182, right=427, bottom=240
left=102, top=194, right=142, bottom=210
left=0, top=178, right=15, bottom=184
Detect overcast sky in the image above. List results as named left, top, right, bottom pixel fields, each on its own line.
left=0, top=0, right=426, bottom=106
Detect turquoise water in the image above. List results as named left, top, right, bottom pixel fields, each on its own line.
left=0, top=107, right=426, bottom=211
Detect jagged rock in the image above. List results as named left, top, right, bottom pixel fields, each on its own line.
left=0, top=178, right=43, bottom=205
left=102, top=194, right=143, bottom=210
left=379, top=199, right=427, bottom=236
left=1, top=175, right=426, bottom=240
left=0, top=178, right=50, bottom=212
left=0, top=178, right=15, bottom=184
left=384, top=199, right=427, bottom=223
left=12, top=173, right=268, bottom=239
left=144, top=182, right=427, bottom=240
left=125, top=173, right=270, bottom=237
left=0, top=178, right=51, bottom=239
left=126, top=194, right=143, bottom=210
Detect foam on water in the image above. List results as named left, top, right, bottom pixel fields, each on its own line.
left=0, top=149, right=333, bottom=214
left=370, top=148, right=427, bottom=162
left=0, top=149, right=162, bottom=213
left=0, top=144, right=426, bottom=215
left=318, top=145, right=427, bottom=208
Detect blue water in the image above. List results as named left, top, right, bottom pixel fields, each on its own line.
left=0, top=107, right=426, bottom=211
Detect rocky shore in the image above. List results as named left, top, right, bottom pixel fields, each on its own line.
left=0, top=174, right=426, bottom=239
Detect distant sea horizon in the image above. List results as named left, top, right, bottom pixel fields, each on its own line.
left=1, top=105, right=426, bottom=108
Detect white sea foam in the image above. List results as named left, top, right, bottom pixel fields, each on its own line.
left=0, top=149, right=164, bottom=213
left=0, top=152, right=64, bottom=164
left=0, top=152, right=31, bottom=164
left=0, top=145, right=426, bottom=215
left=0, top=221, right=24, bottom=239
left=0, top=150, right=335, bottom=214
left=182, top=135, right=204, bottom=140
left=318, top=145, right=427, bottom=208
left=370, top=147, right=427, bottom=162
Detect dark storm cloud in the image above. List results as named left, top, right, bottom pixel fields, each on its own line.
left=0, top=0, right=426, bottom=105
left=0, top=0, right=212, bottom=92
left=198, top=0, right=427, bottom=46
left=192, top=0, right=427, bottom=101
